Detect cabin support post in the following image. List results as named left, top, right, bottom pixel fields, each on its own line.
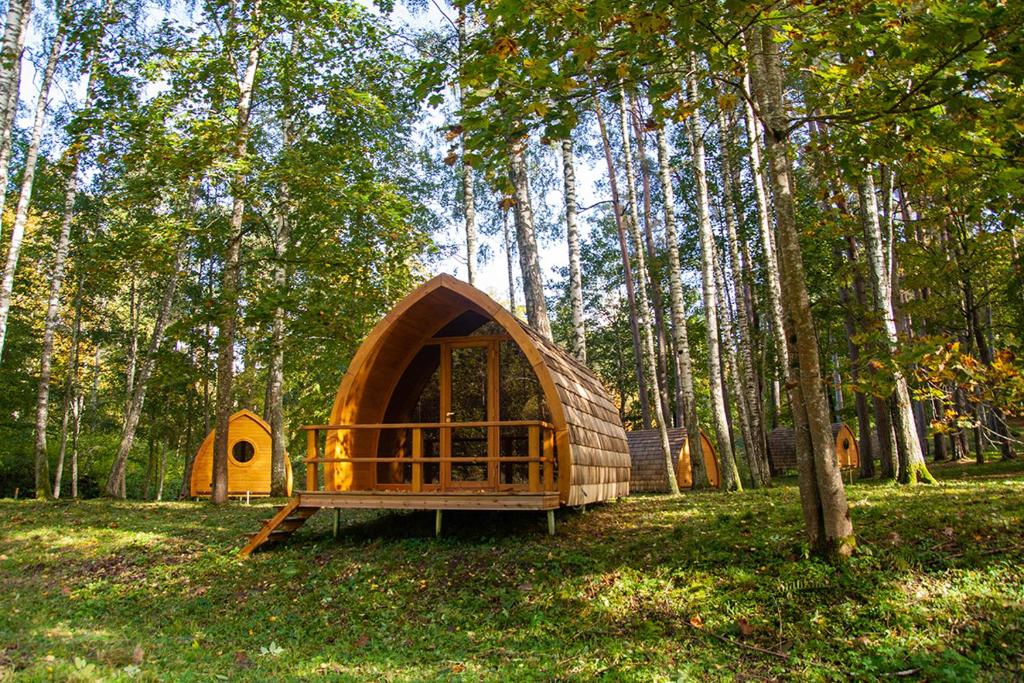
left=411, top=428, right=423, bottom=493
left=306, top=429, right=318, bottom=491
left=435, top=510, right=442, bottom=537
left=542, top=428, right=555, bottom=491
left=547, top=509, right=555, bottom=536
left=332, top=509, right=340, bottom=538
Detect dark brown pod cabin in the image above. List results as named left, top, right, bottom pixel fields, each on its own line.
left=626, top=428, right=721, bottom=491
left=242, top=275, right=630, bottom=554
left=767, top=423, right=860, bottom=473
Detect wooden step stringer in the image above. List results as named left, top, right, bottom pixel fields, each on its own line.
left=239, top=498, right=318, bottom=557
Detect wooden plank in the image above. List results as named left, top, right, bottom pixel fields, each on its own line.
left=239, top=498, right=301, bottom=557
left=528, top=425, right=540, bottom=492
left=543, top=428, right=555, bottom=492
left=301, top=420, right=555, bottom=431
left=411, top=427, right=423, bottom=493
left=306, top=429, right=318, bottom=491
left=297, top=490, right=560, bottom=511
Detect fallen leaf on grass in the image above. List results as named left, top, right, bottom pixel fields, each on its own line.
left=689, top=615, right=703, bottom=628
left=234, top=652, right=252, bottom=669
left=737, top=619, right=753, bottom=638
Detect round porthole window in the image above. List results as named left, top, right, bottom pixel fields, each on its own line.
left=232, top=440, right=256, bottom=464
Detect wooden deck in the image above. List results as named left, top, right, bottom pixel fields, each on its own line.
left=295, top=489, right=560, bottom=511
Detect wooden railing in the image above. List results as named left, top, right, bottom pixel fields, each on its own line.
left=300, top=421, right=557, bottom=494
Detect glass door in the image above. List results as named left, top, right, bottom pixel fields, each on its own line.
left=441, top=341, right=498, bottom=489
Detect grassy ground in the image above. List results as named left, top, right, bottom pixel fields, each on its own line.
left=1, top=460, right=1022, bottom=682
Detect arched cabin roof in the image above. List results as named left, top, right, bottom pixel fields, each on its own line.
left=325, top=274, right=630, bottom=505
left=626, top=428, right=721, bottom=492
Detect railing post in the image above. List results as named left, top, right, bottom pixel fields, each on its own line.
left=528, top=425, right=540, bottom=492
left=412, top=428, right=423, bottom=492
left=543, top=427, right=555, bottom=492
left=306, top=429, right=319, bottom=491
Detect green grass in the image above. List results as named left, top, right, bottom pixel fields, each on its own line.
left=1, top=460, right=1022, bottom=682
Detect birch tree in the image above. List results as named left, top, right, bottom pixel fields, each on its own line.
left=561, top=138, right=586, bottom=361
left=655, top=126, right=708, bottom=489
left=858, top=170, right=936, bottom=484
left=211, top=0, right=264, bottom=504
left=618, top=84, right=676, bottom=492
left=684, top=68, right=741, bottom=491
left=0, top=13, right=66, bottom=361
left=507, top=137, right=552, bottom=340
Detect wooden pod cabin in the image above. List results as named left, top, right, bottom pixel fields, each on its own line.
left=767, top=423, right=860, bottom=473
left=627, top=428, right=721, bottom=492
left=242, top=275, right=630, bottom=554
left=190, top=409, right=292, bottom=497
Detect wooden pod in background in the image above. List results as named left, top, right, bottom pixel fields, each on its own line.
left=626, top=428, right=721, bottom=492
left=190, top=409, right=292, bottom=497
left=768, top=422, right=860, bottom=473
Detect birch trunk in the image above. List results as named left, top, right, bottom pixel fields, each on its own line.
left=858, top=170, right=935, bottom=484
left=0, top=2, right=29, bottom=233
left=70, top=393, right=81, bottom=498
left=125, top=276, right=138, bottom=410
left=594, top=96, right=650, bottom=427
left=618, top=85, right=676, bottom=493
left=0, top=18, right=65, bottom=361
left=501, top=206, right=517, bottom=313
left=560, top=138, right=586, bottom=362
left=750, top=28, right=854, bottom=557
left=212, top=2, right=263, bottom=504
left=52, top=275, right=82, bottom=498
left=105, top=241, right=188, bottom=497
left=268, top=29, right=297, bottom=497
left=655, top=127, right=707, bottom=488
left=684, top=69, right=741, bottom=491
left=720, top=107, right=770, bottom=487
left=630, top=99, right=673, bottom=423
left=31, top=0, right=113, bottom=497
left=0, top=0, right=28, bottom=141
left=507, top=138, right=552, bottom=340
left=713, top=239, right=756, bottom=487
left=458, top=7, right=476, bottom=285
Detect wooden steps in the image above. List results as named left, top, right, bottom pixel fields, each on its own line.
left=239, top=499, right=319, bottom=556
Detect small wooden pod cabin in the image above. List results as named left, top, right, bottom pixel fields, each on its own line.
left=241, top=274, right=633, bottom=554
left=627, top=428, right=721, bottom=492
left=190, top=409, right=292, bottom=498
left=767, top=423, right=860, bottom=473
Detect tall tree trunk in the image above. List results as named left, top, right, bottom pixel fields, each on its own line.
left=70, top=392, right=82, bottom=498
left=52, top=274, right=82, bottom=498
left=212, top=3, right=263, bottom=504
left=30, top=0, right=113, bottom=496
left=156, top=439, right=169, bottom=502
left=105, top=241, right=188, bottom=497
left=720, top=107, right=770, bottom=487
left=561, top=139, right=587, bottom=361
left=457, top=7, right=476, bottom=285
left=501, top=205, right=517, bottom=313
left=0, top=1, right=30, bottom=236
left=630, top=99, right=672, bottom=422
left=655, top=127, right=707, bottom=488
left=617, top=85, right=676, bottom=492
left=749, top=29, right=854, bottom=557
left=0, top=17, right=65, bottom=361
left=507, top=138, right=552, bottom=340
left=268, top=29, right=297, bottom=497
left=594, top=96, right=650, bottom=427
left=125, top=276, right=138, bottom=411
left=713, top=238, right=758, bottom=487
left=857, top=171, right=935, bottom=484
left=685, top=69, right=741, bottom=491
